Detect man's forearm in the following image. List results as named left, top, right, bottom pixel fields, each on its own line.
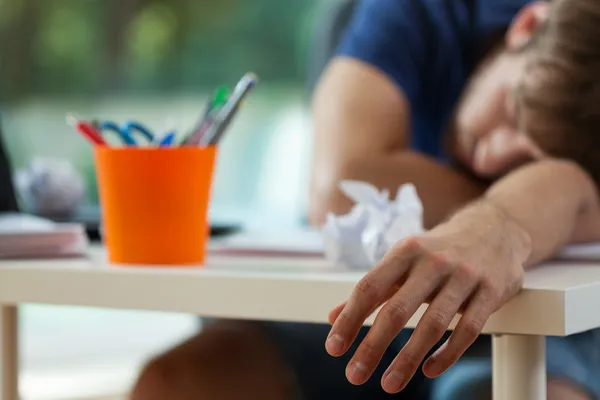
left=448, top=160, right=600, bottom=266
left=309, top=151, right=486, bottom=229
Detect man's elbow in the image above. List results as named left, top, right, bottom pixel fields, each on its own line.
left=307, top=195, right=327, bottom=228
left=307, top=179, right=336, bottom=228
left=307, top=167, right=354, bottom=227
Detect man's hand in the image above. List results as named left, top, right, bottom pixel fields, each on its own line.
left=325, top=202, right=531, bottom=393
left=325, top=159, right=600, bottom=394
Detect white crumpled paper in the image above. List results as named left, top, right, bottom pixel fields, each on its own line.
left=15, top=158, right=86, bottom=217
left=322, top=180, right=424, bottom=270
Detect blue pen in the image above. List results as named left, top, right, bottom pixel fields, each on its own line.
left=159, top=132, right=176, bottom=147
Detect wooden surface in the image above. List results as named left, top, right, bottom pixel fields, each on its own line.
left=0, top=248, right=599, bottom=336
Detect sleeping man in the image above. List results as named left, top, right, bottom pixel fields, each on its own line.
left=132, top=0, right=600, bottom=399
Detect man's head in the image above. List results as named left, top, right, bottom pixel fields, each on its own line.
left=454, top=0, right=600, bottom=183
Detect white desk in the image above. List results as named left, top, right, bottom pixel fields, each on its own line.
left=1, top=248, right=600, bottom=400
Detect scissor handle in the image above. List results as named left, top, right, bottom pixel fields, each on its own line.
left=123, top=121, right=155, bottom=143
left=97, top=121, right=137, bottom=146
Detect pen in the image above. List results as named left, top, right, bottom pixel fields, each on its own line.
left=182, top=86, right=230, bottom=146
left=204, top=86, right=230, bottom=120
left=212, top=86, right=230, bottom=108
left=197, top=72, right=259, bottom=146
left=66, top=114, right=106, bottom=146
left=159, top=132, right=176, bottom=147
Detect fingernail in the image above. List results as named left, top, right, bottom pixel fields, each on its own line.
left=326, top=334, right=344, bottom=355
left=383, top=371, right=405, bottom=393
left=347, top=362, right=368, bottom=384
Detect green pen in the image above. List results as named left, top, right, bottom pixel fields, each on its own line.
left=201, top=86, right=230, bottom=121
left=182, top=86, right=230, bottom=145
left=199, top=72, right=259, bottom=146
left=211, top=86, right=230, bottom=109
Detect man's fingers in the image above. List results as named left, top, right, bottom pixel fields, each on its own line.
left=380, top=269, right=477, bottom=393
left=422, top=289, right=495, bottom=378
left=345, top=258, right=446, bottom=386
left=329, top=283, right=403, bottom=326
left=328, top=303, right=346, bottom=325
left=326, top=240, right=418, bottom=357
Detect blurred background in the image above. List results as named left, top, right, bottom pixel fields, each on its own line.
left=0, top=0, right=347, bottom=397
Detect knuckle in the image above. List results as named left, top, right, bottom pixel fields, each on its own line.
left=456, top=263, right=480, bottom=282
left=380, top=300, right=411, bottom=326
left=398, top=348, right=421, bottom=369
left=427, top=252, right=451, bottom=272
left=463, top=319, right=485, bottom=339
left=479, top=278, right=500, bottom=298
left=334, top=310, right=352, bottom=328
left=397, top=237, right=423, bottom=254
left=358, top=339, right=381, bottom=361
left=423, top=310, right=451, bottom=337
left=355, top=276, right=381, bottom=300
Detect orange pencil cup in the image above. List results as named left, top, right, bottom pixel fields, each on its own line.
left=94, top=146, right=216, bottom=266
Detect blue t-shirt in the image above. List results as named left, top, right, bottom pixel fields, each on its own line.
left=337, top=0, right=530, bottom=159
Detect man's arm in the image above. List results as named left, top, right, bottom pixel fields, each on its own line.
left=308, top=57, right=486, bottom=228
left=458, top=159, right=600, bottom=265
left=324, top=159, right=600, bottom=391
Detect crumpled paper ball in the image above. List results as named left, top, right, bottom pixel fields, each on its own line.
left=322, top=180, right=424, bottom=269
left=15, top=158, right=86, bottom=217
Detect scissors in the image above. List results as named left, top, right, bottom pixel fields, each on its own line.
left=94, top=120, right=156, bottom=146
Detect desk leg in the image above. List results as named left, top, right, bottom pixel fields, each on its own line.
left=492, top=334, right=545, bottom=400
left=0, top=307, right=18, bottom=400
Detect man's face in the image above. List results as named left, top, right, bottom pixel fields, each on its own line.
left=452, top=2, right=549, bottom=178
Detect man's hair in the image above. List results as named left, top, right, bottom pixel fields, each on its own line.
left=518, top=0, right=600, bottom=185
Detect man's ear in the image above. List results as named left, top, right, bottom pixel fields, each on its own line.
left=506, top=2, right=550, bottom=51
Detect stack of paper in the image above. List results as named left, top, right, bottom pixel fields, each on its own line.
left=0, top=213, right=88, bottom=259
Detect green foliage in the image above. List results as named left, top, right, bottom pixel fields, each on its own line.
left=0, top=0, right=320, bottom=101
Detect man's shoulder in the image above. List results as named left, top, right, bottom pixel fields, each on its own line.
left=347, top=0, right=529, bottom=34
left=337, top=0, right=477, bottom=100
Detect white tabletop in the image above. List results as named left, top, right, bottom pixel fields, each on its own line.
left=0, top=247, right=599, bottom=336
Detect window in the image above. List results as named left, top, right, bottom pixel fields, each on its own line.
left=1, top=0, right=326, bottom=228
left=1, top=0, right=328, bottom=396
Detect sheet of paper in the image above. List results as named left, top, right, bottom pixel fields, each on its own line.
left=557, top=243, right=600, bottom=261
left=209, top=228, right=325, bottom=256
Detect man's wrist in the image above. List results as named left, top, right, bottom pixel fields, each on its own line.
left=444, top=200, right=533, bottom=266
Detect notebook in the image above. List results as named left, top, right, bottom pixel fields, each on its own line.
left=0, top=213, right=88, bottom=259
